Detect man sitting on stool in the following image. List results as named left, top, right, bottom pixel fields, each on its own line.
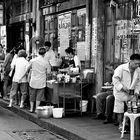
left=94, top=91, right=115, bottom=124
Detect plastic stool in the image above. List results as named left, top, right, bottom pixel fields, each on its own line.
left=91, top=95, right=97, bottom=113
left=121, top=112, right=140, bottom=140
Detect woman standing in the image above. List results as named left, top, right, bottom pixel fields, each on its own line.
left=62, top=47, right=80, bottom=71
left=8, top=49, right=29, bottom=108
left=27, top=47, right=51, bottom=112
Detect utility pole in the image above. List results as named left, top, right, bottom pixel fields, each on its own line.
left=86, top=0, right=92, bottom=68
left=92, top=0, right=105, bottom=93
left=32, top=0, right=36, bottom=36
left=36, top=0, right=40, bottom=36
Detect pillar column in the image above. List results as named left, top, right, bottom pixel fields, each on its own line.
left=86, top=0, right=92, bottom=67
left=32, top=0, right=36, bottom=36
left=36, top=0, right=40, bottom=36
left=92, top=0, right=105, bottom=93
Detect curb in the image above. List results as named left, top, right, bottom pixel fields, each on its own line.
left=0, top=99, right=86, bottom=140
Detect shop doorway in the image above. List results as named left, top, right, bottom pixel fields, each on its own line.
left=7, top=22, right=25, bottom=50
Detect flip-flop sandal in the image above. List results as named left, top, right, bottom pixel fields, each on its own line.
left=29, top=110, right=34, bottom=113
left=7, top=105, right=12, bottom=108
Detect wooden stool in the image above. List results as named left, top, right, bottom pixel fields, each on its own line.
left=121, top=112, right=140, bottom=140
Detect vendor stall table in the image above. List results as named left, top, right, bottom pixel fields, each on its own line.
left=46, top=79, right=90, bottom=116
left=58, top=81, right=83, bottom=116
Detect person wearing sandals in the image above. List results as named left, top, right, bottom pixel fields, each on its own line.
left=112, top=54, right=140, bottom=132
left=8, top=49, right=29, bottom=108
left=26, top=47, right=51, bottom=113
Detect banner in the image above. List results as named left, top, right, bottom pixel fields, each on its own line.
left=58, top=12, right=71, bottom=56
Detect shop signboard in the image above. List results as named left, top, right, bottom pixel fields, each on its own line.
left=132, top=18, right=140, bottom=33
left=136, top=0, right=140, bottom=17
left=0, top=4, right=3, bottom=25
left=85, top=21, right=90, bottom=61
left=116, top=20, right=133, bottom=62
left=0, top=25, right=6, bottom=52
left=58, top=12, right=71, bottom=56
left=25, top=34, right=29, bottom=56
left=91, top=18, right=97, bottom=68
left=77, top=8, right=86, bottom=61
left=116, top=20, right=138, bottom=39
left=77, top=42, right=86, bottom=61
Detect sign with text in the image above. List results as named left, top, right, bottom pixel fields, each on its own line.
left=116, top=20, right=138, bottom=39
left=58, top=12, right=71, bottom=56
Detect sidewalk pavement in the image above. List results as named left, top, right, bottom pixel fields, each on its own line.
left=0, top=99, right=138, bottom=140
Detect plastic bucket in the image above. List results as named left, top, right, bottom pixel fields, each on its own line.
left=79, top=100, right=88, bottom=112
left=52, top=108, right=64, bottom=118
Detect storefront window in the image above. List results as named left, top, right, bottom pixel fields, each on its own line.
left=45, top=34, right=49, bottom=41
left=77, top=10, right=86, bottom=42
left=45, top=20, right=49, bottom=30
left=49, top=19, right=54, bottom=30
left=11, top=0, right=32, bottom=16
left=44, top=15, right=57, bottom=43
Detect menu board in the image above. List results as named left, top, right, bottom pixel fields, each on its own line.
left=58, top=12, right=71, bottom=56
left=91, top=18, right=97, bottom=68
left=77, top=42, right=86, bottom=61
left=59, top=29, right=69, bottom=56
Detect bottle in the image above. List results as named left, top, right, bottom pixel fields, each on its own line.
left=137, top=100, right=140, bottom=113
left=132, top=101, right=137, bottom=108
left=133, top=105, right=138, bottom=114
left=127, top=101, right=132, bottom=113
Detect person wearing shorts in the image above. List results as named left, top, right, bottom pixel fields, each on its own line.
left=27, top=47, right=51, bottom=112
left=8, top=49, right=29, bottom=108
left=112, top=54, right=140, bottom=131
left=29, top=87, right=45, bottom=102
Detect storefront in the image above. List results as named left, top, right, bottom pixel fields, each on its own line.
left=103, top=0, right=140, bottom=83
left=40, top=0, right=88, bottom=69
left=6, top=0, right=32, bottom=54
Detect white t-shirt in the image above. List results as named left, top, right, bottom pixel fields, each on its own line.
left=29, top=56, right=51, bottom=89
left=13, top=57, right=29, bottom=83
left=44, top=49, right=56, bottom=67
left=74, top=55, right=81, bottom=68
left=11, top=54, right=18, bottom=69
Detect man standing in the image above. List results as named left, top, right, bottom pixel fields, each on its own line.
left=112, top=54, right=140, bottom=131
left=44, top=41, right=56, bottom=68
left=27, top=47, right=51, bottom=112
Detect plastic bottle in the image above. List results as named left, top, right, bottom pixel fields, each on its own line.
left=137, top=100, right=140, bottom=113
left=133, top=106, right=138, bottom=114
left=127, top=101, right=132, bottom=113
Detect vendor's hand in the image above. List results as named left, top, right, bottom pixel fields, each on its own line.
left=122, top=86, right=129, bottom=93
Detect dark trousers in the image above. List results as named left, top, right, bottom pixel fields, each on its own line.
left=0, top=78, right=3, bottom=97
left=105, top=95, right=114, bottom=119
left=96, top=91, right=114, bottom=120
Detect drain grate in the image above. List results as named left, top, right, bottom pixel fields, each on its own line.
left=8, top=129, right=66, bottom=140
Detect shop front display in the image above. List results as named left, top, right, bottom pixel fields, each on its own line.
left=46, top=67, right=94, bottom=115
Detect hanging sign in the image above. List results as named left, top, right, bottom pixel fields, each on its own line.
left=91, top=18, right=97, bottom=68
left=136, top=0, right=140, bottom=17
left=116, top=20, right=137, bottom=39
left=58, top=12, right=71, bottom=56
